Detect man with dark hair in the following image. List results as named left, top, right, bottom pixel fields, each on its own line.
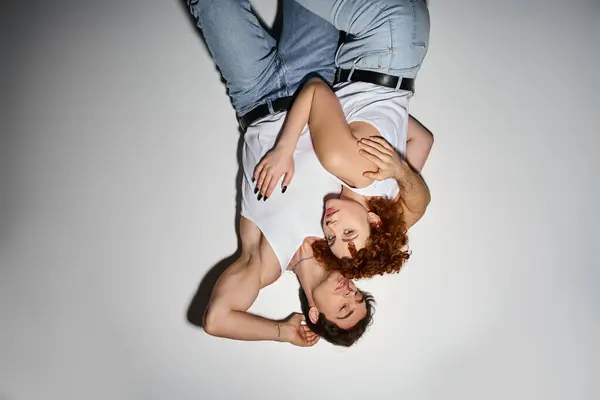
left=292, top=239, right=376, bottom=347
left=299, top=286, right=376, bottom=347
left=186, top=0, right=430, bottom=347
left=187, top=0, right=377, bottom=347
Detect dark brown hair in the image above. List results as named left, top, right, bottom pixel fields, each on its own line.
left=298, top=285, right=375, bottom=347
left=312, top=197, right=411, bottom=279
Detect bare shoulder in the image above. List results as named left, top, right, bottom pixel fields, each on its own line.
left=240, top=216, right=262, bottom=253
left=239, top=217, right=281, bottom=287
left=349, top=120, right=382, bottom=141
left=258, top=233, right=282, bottom=287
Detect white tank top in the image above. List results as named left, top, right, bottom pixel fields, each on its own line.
left=332, top=81, right=412, bottom=199
left=241, top=82, right=411, bottom=272
left=240, top=113, right=342, bottom=272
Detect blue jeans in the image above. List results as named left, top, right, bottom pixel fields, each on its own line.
left=296, top=0, right=430, bottom=81
left=187, top=0, right=430, bottom=115
left=187, top=0, right=339, bottom=116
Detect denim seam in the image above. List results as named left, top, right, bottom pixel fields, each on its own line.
left=362, top=0, right=393, bottom=51
left=276, top=49, right=293, bottom=98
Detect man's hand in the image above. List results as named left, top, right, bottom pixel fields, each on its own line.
left=358, top=136, right=407, bottom=181
left=280, top=313, right=320, bottom=347
left=253, top=145, right=295, bottom=199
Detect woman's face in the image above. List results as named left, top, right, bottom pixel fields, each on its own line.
left=322, top=198, right=379, bottom=258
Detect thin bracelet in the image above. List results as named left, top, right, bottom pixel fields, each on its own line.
left=276, top=323, right=281, bottom=338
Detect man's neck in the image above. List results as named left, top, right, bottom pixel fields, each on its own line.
left=294, top=259, right=328, bottom=304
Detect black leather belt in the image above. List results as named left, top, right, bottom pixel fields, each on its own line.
left=334, top=68, right=415, bottom=93
left=238, top=96, right=294, bottom=131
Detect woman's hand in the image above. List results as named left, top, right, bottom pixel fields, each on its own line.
left=357, top=136, right=407, bottom=181
left=253, top=145, right=295, bottom=199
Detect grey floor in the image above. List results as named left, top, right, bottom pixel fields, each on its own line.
left=1, top=1, right=599, bottom=399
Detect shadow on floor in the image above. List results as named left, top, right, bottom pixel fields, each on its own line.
left=178, top=0, right=286, bottom=328
left=185, top=123, right=244, bottom=328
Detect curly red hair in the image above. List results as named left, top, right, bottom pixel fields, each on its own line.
left=312, top=197, right=411, bottom=279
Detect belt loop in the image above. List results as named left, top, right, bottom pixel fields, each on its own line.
left=395, top=75, right=403, bottom=90
left=267, top=99, right=274, bottom=115
left=348, top=64, right=357, bottom=82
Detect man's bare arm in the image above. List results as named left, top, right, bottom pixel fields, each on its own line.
left=396, top=116, right=433, bottom=228
left=203, top=218, right=316, bottom=345
left=393, top=159, right=431, bottom=229
left=358, top=135, right=431, bottom=229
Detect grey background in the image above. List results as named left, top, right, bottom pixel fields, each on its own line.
left=1, top=0, right=599, bottom=399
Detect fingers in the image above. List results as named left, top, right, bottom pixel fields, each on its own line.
left=255, top=168, right=277, bottom=200
left=358, top=140, right=393, bottom=166
left=264, top=175, right=278, bottom=199
left=363, top=171, right=381, bottom=180
left=301, top=325, right=319, bottom=346
left=359, top=137, right=391, bottom=155
left=253, top=166, right=293, bottom=200
left=362, top=171, right=383, bottom=180
left=305, top=336, right=319, bottom=346
left=358, top=148, right=384, bottom=166
left=306, top=334, right=319, bottom=346
left=253, top=162, right=264, bottom=185
left=256, top=168, right=270, bottom=200
left=366, top=136, right=394, bottom=152
left=281, top=170, right=293, bottom=193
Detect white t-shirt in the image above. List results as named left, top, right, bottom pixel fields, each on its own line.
left=332, top=81, right=412, bottom=199
left=240, top=82, right=411, bottom=273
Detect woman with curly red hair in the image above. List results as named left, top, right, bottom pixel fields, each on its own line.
left=249, top=0, right=433, bottom=280
left=254, top=77, right=433, bottom=280
left=311, top=110, right=433, bottom=280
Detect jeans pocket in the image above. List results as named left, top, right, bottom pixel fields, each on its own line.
left=348, top=48, right=392, bottom=70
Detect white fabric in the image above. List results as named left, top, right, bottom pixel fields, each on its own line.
left=240, top=82, right=411, bottom=273
left=332, top=81, right=412, bottom=199
left=240, top=112, right=341, bottom=272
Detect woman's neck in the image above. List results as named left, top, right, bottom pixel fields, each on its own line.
left=340, top=186, right=369, bottom=208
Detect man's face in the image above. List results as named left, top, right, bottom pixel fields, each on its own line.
left=311, top=271, right=367, bottom=329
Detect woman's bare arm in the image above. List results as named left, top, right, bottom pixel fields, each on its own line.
left=253, top=77, right=368, bottom=196
left=306, top=84, right=378, bottom=188
left=276, top=78, right=334, bottom=151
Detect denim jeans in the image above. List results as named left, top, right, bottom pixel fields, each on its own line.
left=187, top=0, right=339, bottom=116
left=187, top=0, right=430, bottom=116
left=296, top=0, right=430, bottom=80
